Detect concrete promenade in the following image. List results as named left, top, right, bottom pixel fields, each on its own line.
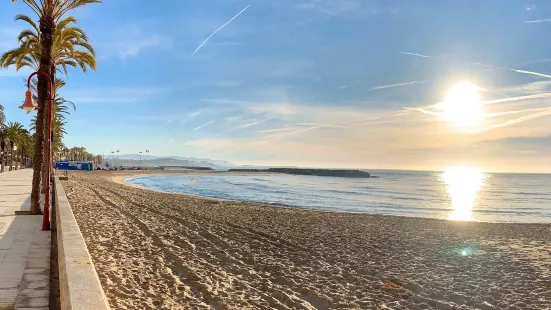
left=0, top=170, right=50, bottom=310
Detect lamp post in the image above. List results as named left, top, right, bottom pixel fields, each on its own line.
left=20, top=71, right=53, bottom=231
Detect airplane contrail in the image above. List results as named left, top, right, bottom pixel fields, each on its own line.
left=369, top=80, right=427, bottom=91
left=193, top=120, right=216, bottom=131
left=400, top=52, right=430, bottom=58
left=191, top=4, right=251, bottom=56
left=511, top=69, right=551, bottom=79
left=402, top=107, right=440, bottom=116
left=485, top=107, right=551, bottom=118
left=481, top=92, right=551, bottom=105
left=473, top=108, right=551, bottom=132
left=526, top=19, right=551, bottom=23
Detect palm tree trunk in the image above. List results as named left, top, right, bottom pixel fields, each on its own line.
left=0, top=140, right=4, bottom=172
left=9, top=142, right=14, bottom=171
left=41, top=65, right=56, bottom=192
left=30, top=15, right=56, bottom=215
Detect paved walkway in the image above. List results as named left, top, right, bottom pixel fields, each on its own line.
left=0, top=170, right=50, bottom=310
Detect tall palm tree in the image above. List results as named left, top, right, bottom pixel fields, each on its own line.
left=0, top=14, right=97, bottom=76
left=7, top=0, right=100, bottom=214
left=0, top=125, right=6, bottom=172
left=0, top=105, right=5, bottom=172
left=0, top=104, right=5, bottom=125
left=5, top=122, right=25, bottom=171
left=18, top=130, right=33, bottom=169
left=1, top=13, right=96, bottom=192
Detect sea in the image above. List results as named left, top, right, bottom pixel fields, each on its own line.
left=125, top=169, right=551, bottom=223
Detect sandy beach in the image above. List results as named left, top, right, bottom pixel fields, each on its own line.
left=61, top=171, right=551, bottom=309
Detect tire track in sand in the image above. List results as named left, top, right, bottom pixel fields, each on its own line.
left=88, top=187, right=230, bottom=310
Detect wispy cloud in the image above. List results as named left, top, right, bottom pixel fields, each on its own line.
left=400, top=52, right=430, bottom=58
left=193, top=120, right=216, bottom=131
left=510, top=69, right=551, bottom=79
left=474, top=108, right=551, bottom=132
left=217, top=117, right=272, bottom=136
left=368, top=80, right=427, bottom=91
left=191, top=4, right=251, bottom=56
left=525, top=19, right=551, bottom=23
left=169, top=139, right=176, bottom=143
left=166, top=119, right=174, bottom=124
left=107, top=24, right=172, bottom=60
left=258, top=127, right=300, bottom=133
left=181, top=110, right=204, bottom=123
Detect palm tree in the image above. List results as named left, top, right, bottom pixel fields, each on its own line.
left=29, top=78, right=76, bottom=153
left=5, top=122, right=25, bottom=171
left=0, top=125, right=6, bottom=172
left=0, top=104, right=5, bottom=125
left=2, top=13, right=96, bottom=190
left=0, top=15, right=97, bottom=76
left=6, top=0, right=100, bottom=214
left=18, top=130, right=33, bottom=169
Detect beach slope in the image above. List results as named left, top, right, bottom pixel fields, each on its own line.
left=61, top=171, right=551, bottom=309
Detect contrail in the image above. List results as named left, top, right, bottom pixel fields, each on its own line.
left=402, top=107, right=440, bottom=116
left=216, top=117, right=272, bottom=136
left=526, top=19, right=551, bottom=23
left=193, top=120, right=216, bottom=131
left=486, top=107, right=551, bottom=118
left=191, top=4, right=251, bottom=56
left=473, top=108, right=551, bottom=132
left=481, top=92, right=551, bottom=105
left=369, top=80, right=427, bottom=91
left=511, top=69, right=551, bottom=79
left=258, top=127, right=300, bottom=133
left=400, top=52, right=430, bottom=58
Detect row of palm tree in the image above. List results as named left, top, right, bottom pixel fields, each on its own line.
left=1, top=0, right=101, bottom=214
left=0, top=121, right=34, bottom=172
left=56, top=146, right=103, bottom=165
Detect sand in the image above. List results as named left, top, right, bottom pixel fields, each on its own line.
left=61, top=171, right=551, bottom=310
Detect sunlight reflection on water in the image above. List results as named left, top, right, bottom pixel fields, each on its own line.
left=441, top=167, right=486, bottom=221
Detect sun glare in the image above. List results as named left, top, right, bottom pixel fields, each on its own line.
left=440, top=82, right=484, bottom=127
left=441, top=167, right=486, bottom=221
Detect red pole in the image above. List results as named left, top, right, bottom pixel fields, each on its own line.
left=27, top=71, right=53, bottom=230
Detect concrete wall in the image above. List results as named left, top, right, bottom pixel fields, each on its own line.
left=54, top=176, right=111, bottom=310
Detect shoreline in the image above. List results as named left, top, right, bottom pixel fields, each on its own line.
left=61, top=171, right=551, bottom=309
left=114, top=170, right=551, bottom=226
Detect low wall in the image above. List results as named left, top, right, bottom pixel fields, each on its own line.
left=54, top=176, right=111, bottom=310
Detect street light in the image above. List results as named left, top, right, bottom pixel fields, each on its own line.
left=20, top=71, right=54, bottom=231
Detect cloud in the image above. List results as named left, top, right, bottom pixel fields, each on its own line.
left=257, top=127, right=300, bottom=133
left=104, top=24, right=172, bottom=60
left=62, top=87, right=166, bottom=104
left=510, top=69, right=551, bottom=79
left=191, top=4, right=251, bottom=56
left=217, top=117, right=272, bottom=136
left=474, top=108, right=551, bottom=133
left=368, top=80, right=427, bottom=91
left=181, top=110, right=204, bottom=123
left=166, top=119, right=174, bottom=124
left=169, top=139, right=175, bottom=143
left=294, top=0, right=380, bottom=17
left=193, top=120, right=216, bottom=131
left=400, top=52, right=431, bottom=58
left=525, top=19, right=551, bottom=23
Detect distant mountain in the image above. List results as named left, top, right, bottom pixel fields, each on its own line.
left=104, top=154, right=235, bottom=167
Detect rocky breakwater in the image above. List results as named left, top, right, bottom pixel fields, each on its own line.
left=228, top=168, right=371, bottom=178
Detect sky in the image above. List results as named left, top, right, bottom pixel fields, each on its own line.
left=1, top=0, right=551, bottom=172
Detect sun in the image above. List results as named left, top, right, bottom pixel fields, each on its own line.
left=440, top=82, right=484, bottom=127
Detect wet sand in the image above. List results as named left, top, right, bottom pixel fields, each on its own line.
left=61, top=171, right=551, bottom=309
